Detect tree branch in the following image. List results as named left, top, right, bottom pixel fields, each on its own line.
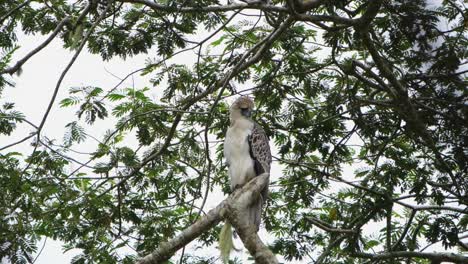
left=0, top=16, right=71, bottom=75
left=357, top=0, right=384, bottom=29
left=0, top=0, right=32, bottom=25
left=391, top=210, right=416, bottom=250
left=295, top=13, right=356, bottom=26
left=306, top=216, right=356, bottom=234
left=21, top=1, right=102, bottom=173
left=223, top=174, right=278, bottom=264
left=119, top=0, right=287, bottom=13
left=361, top=31, right=461, bottom=194
left=298, top=0, right=325, bottom=11
left=396, top=201, right=468, bottom=214
left=136, top=173, right=274, bottom=264
left=294, top=0, right=384, bottom=27
left=353, top=251, right=468, bottom=263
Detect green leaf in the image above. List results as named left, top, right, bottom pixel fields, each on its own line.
left=107, top=93, right=126, bottom=101
left=364, top=240, right=380, bottom=250
left=60, top=96, right=81, bottom=107
left=210, top=35, right=226, bottom=47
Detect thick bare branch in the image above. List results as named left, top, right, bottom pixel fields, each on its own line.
left=224, top=174, right=279, bottom=264
left=136, top=173, right=273, bottom=264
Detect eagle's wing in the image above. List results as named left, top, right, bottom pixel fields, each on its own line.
left=248, top=122, right=272, bottom=176
left=247, top=122, right=271, bottom=231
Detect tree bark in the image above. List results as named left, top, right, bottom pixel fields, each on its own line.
left=136, top=173, right=276, bottom=264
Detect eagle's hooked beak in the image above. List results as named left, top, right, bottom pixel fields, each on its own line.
left=241, top=108, right=252, bottom=117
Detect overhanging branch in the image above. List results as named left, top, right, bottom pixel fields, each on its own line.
left=119, top=0, right=287, bottom=13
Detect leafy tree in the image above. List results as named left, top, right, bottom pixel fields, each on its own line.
left=1, top=0, right=467, bottom=263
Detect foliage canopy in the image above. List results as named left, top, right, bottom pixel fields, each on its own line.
left=0, top=0, right=467, bottom=263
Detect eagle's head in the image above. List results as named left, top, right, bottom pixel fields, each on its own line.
left=230, top=96, right=255, bottom=118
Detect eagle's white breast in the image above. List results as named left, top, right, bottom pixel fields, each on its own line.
left=224, top=118, right=256, bottom=191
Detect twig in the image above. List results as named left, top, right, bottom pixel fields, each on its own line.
left=31, top=237, right=47, bottom=264
left=0, top=0, right=32, bottom=24
left=22, top=1, right=105, bottom=173
left=0, top=132, right=37, bottom=151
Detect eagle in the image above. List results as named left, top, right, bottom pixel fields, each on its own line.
left=219, top=96, right=272, bottom=263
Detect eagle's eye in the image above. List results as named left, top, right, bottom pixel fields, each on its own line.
left=240, top=107, right=251, bottom=117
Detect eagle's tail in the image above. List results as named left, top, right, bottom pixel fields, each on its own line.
left=219, top=221, right=234, bottom=263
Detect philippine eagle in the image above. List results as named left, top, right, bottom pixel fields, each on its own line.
left=219, top=96, right=272, bottom=263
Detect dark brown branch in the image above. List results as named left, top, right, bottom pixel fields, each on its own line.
left=0, top=112, right=39, bottom=151
left=119, top=0, right=287, bottom=13
left=298, top=0, right=325, bottom=11
left=361, top=31, right=460, bottom=193
left=386, top=202, right=392, bottom=250
left=352, top=60, right=391, bottom=91
left=315, top=235, right=347, bottom=264
left=396, top=201, right=468, bottom=214
left=315, top=206, right=381, bottom=264
left=353, top=251, right=468, bottom=263
left=36, top=3, right=93, bottom=132
left=306, top=216, right=356, bottom=234
left=357, top=0, right=384, bottom=29
left=404, top=69, right=468, bottom=81
left=0, top=132, right=37, bottom=151
left=295, top=0, right=384, bottom=27
left=295, top=13, right=356, bottom=26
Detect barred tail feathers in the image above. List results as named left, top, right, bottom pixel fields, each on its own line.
left=219, top=221, right=234, bottom=263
